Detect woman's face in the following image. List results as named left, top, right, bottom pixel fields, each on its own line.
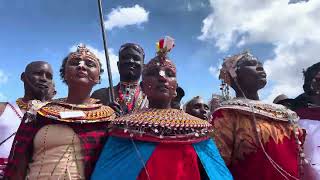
left=236, top=58, right=267, bottom=91
left=142, top=65, right=177, bottom=104
left=64, top=57, right=100, bottom=88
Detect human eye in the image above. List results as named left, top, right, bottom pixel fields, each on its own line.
left=194, top=104, right=201, bottom=109
left=86, top=60, right=97, bottom=68
left=46, top=73, right=53, bottom=80
left=145, top=68, right=158, bottom=76
left=69, top=59, right=80, bottom=66
left=166, top=69, right=176, bottom=77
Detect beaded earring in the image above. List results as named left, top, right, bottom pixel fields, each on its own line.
left=220, top=80, right=231, bottom=101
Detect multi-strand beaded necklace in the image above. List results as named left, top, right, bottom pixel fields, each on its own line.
left=116, top=82, right=141, bottom=113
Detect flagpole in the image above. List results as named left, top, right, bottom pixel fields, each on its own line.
left=97, top=0, right=115, bottom=103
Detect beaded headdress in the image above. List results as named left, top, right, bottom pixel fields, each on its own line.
left=67, top=44, right=100, bottom=64
left=219, top=50, right=258, bottom=86
left=143, top=36, right=176, bottom=75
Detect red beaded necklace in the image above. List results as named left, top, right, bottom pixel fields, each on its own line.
left=117, top=83, right=140, bottom=112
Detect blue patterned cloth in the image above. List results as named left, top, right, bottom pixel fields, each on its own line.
left=91, top=136, right=156, bottom=180
left=194, top=139, right=233, bottom=180
left=92, top=137, right=233, bottom=180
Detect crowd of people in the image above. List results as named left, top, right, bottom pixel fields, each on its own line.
left=0, top=36, right=319, bottom=180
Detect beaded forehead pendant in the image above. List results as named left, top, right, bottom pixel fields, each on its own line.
left=143, top=36, right=177, bottom=76
left=68, top=44, right=100, bottom=64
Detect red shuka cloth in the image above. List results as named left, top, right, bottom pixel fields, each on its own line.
left=138, top=143, right=201, bottom=180
left=229, top=135, right=300, bottom=180
left=212, top=108, right=302, bottom=180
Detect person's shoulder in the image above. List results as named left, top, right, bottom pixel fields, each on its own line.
left=91, top=86, right=118, bottom=105
left=91, top=87, right=110, bottom=98
left=211, top=107, right=243, bottom=122
left=289, top=93, right=309, bottom=110
left=213, top=98, right=295, bottom=122
left=0, top=102, right=8, bottom=116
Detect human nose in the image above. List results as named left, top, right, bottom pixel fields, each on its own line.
left=200, top=105, right=207, bottom=113
left=38, top=73, right=49, bottom=82
left=77, top=60, right=86, bottom=70
left=256, top=64, right=264, bottom=72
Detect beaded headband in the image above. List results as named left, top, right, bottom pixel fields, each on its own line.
left=67, top=44, right=100, bottom=64
left=143, top=36, right=176, bottom=75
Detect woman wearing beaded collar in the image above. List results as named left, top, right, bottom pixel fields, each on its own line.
left=212, top=51, right=305, bottom=180
left=4, top=44, right=116, bottom=180
left=291, top=62, right=320, bottom=180
left=92, top=37, right=232, bottom=180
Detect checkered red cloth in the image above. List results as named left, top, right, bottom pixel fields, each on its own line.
left=4, top=114, right=109, bottom=180
left=0, top=158, right=7, bottom=178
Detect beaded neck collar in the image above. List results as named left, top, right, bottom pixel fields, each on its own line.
left=216, top=98, right=299, bottom=122
left=16, top=98, right=29, bottom=111
left=110, top=108, right=212, bottom=143
left=37, top=98, right=116, bottom=123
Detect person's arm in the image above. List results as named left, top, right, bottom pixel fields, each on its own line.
left=4, top=116, right=37, bottom=180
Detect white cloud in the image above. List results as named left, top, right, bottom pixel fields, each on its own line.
left=199, top=0, right=320, bottom=102
left=105, top=4, right=149, bottom=30
left=0, top=70, right=8, bottom=84
left=209, top=60, right=222, bottom=78
left=70, top=44, right=119, bottom=80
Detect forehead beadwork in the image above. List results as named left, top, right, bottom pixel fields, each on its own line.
left=143, top=57, right=177, bottom=75
left=236, top=51, right=258, bottom=68
left=67, top=44, right=100, bottom=64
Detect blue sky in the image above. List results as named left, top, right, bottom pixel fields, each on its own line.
left=0, top=0, right=319, bottom=104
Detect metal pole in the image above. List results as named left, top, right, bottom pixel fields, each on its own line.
left=97, top=0, right=115, bottom=103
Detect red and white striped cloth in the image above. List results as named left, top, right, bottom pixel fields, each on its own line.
left=0, top=158, right=8, bottom=177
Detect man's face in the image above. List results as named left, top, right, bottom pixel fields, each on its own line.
left=310, top=70, right=320, bottom=94
left=118, top=47, right=144, bottom=82
left=23, top=62, right=54, bottom=100
left=186, top=98, right=210, bottom=120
